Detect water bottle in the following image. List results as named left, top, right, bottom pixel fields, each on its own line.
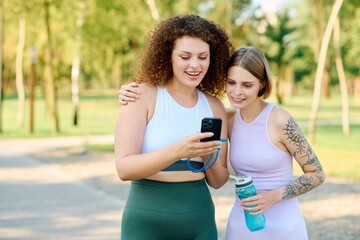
left=230, top=175, right=266, bottom=232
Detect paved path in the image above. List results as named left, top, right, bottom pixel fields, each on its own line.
left=1, top=136, right=360, bottom=240
left=0, top=136, right=124, bottom=240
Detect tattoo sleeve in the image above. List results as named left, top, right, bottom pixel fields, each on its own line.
left=281, top=117, right=325, bottom=200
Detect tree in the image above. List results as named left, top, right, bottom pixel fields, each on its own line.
left=311, top=0, right=333, bottom=99
left=15, top=18, right=25, bottom=127
left=263, top=9, right=295, bottom=104
left=43, top=0, right=59, bottom=132
left=146, top=0, right=160, bottom=22
left=0, top=2, right=3, bottom=133
left=333, top=17, right=349, bottom=135
left=309, top=0, right=344, bottom=144
left=71, top=1, right=85, bottom=126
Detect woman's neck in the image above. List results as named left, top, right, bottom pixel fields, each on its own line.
left=164, top=80, right=199, bottom=108
left=239, top=99, right=267, bottom=123
left=165, top=79, right=198, bottom=97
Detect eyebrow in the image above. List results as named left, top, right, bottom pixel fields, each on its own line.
left=178, top=51, right=209, bottom=54
left=227, top=77, right=254, bottom=83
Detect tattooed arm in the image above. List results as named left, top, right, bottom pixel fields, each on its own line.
left=280, top=112, right=325, bottom=200
left=240, top=107, right=325, bottom=216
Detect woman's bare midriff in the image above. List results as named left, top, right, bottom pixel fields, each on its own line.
left=146, top=171, right=206, bottom=182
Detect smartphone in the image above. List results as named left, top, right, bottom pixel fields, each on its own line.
left=200, top=117, right=222, bottom=142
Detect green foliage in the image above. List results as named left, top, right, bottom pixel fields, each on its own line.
left=293, top=124, right=360, bottom=180
left=2, top=0, right=359, bottom=91
left=0, top=92, right=119, bottom=138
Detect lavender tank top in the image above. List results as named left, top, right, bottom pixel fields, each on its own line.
left=227, top=103, right=308, bottom=239
left=230, top=103, right=293, bottom=190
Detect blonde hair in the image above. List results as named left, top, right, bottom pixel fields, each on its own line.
left=226, top=46, right=272, bottom=99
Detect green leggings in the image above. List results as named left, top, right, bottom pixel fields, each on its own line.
left=121, top=179, right=217, bottom=240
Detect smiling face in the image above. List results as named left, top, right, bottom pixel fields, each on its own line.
left=170, top=36, right=210, bottom=88
left=226, top=66, right=264, bottom=109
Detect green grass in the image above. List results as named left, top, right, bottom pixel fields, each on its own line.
left=1, top=90, right=360, bottom=180
left=0, top=94, right=120, bottom=138
left=280, top=93, right=360, bottom=122
left=88, top=143, right=114, bottom=152
left=293, top=124, right=360, bottom=180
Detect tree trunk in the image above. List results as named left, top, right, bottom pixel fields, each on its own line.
left=312, top=0, right=331, bottom=100
left=309, top=0, right=344, bottom=144
left=0, top=9, right=3, bottom=133
left=334, top=17, right=349, bottom=135
left=44, top=0, right=59, bottom=132
left=322, top=61, right=331, bottom=98
left=355, top=76, right=360, bottom=107
left=71, top=2, right=85, bottom=126
left=112, top=52, right=122, bottom=89
left=276, top=64, right=283, bottom=104
left=71, top=57, right=80, bottom=125
left=29, top=46, right=36, bottom=134
left=226, top=0, right=232, bottom=36
left=16, top=18, right=26, bottom=128
left=146, top=0, right=160, bottom=22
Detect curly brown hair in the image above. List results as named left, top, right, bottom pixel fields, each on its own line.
left=136, top=14, right=234, bottom=98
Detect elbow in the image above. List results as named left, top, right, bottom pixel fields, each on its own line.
left=211, top=183, right=224, bottom=190
left=208, top=173, right=229, bottom=189
left=117, top=171, right=131, bottom=182
left=115, top=158, right=132, bottom=181
left=116, top=164, right=136, bottom=181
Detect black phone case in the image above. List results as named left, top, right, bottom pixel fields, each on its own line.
left=200, top=117, right=222, bottom=142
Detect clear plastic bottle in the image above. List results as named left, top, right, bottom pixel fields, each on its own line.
left=230, top=175, right=266, bottom=232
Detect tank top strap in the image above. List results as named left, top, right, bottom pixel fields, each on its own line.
left=253, top=102, right=276, bottom=124
left=263, top=102, right=276, bottom=120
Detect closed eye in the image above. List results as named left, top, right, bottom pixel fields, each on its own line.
left=226, top=80, right=236, bottom=85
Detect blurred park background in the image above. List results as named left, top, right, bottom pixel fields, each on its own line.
left=0, top=0, right=359, bottom=182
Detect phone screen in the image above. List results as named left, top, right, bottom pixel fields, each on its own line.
left=200, top=117, right=222, bottom=142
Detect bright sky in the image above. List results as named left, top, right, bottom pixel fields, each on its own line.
left=255, top=0, right=286, bottom=13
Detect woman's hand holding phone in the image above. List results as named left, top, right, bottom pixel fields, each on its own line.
left=173, top=132, right=222, bottom=160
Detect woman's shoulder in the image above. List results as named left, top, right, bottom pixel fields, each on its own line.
left=121, top=83, right=157, bottom=110
left=270, top=104, right=292, bottom=128
left=203, top=92, right=226, bottom=116
left=137, top=83, right=157, bottom=95
left=203, top=91, right=223, bottom=106
left=227, top=108, right=237, bottom=121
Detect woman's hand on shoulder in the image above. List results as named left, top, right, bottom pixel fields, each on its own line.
left=118, top=82, right=141, bottom=105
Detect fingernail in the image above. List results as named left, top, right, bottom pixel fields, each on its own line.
left=208, top=133, right=214, bottom=136
left=217, top=141, right=222, bottom=145
left=217, top=146, right=221, bottom=149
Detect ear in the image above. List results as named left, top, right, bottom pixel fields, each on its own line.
left=260, top=81, right=266, bottom=89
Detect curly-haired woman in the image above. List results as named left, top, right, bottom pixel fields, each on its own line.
left=115, top=14, right=234, bottom=239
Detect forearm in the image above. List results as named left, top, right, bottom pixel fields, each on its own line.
left=281, top=171, right=325, bottom=200
left=115, top=144, right=179, bottom=181
left=203, top=153, right=229, bottom=189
